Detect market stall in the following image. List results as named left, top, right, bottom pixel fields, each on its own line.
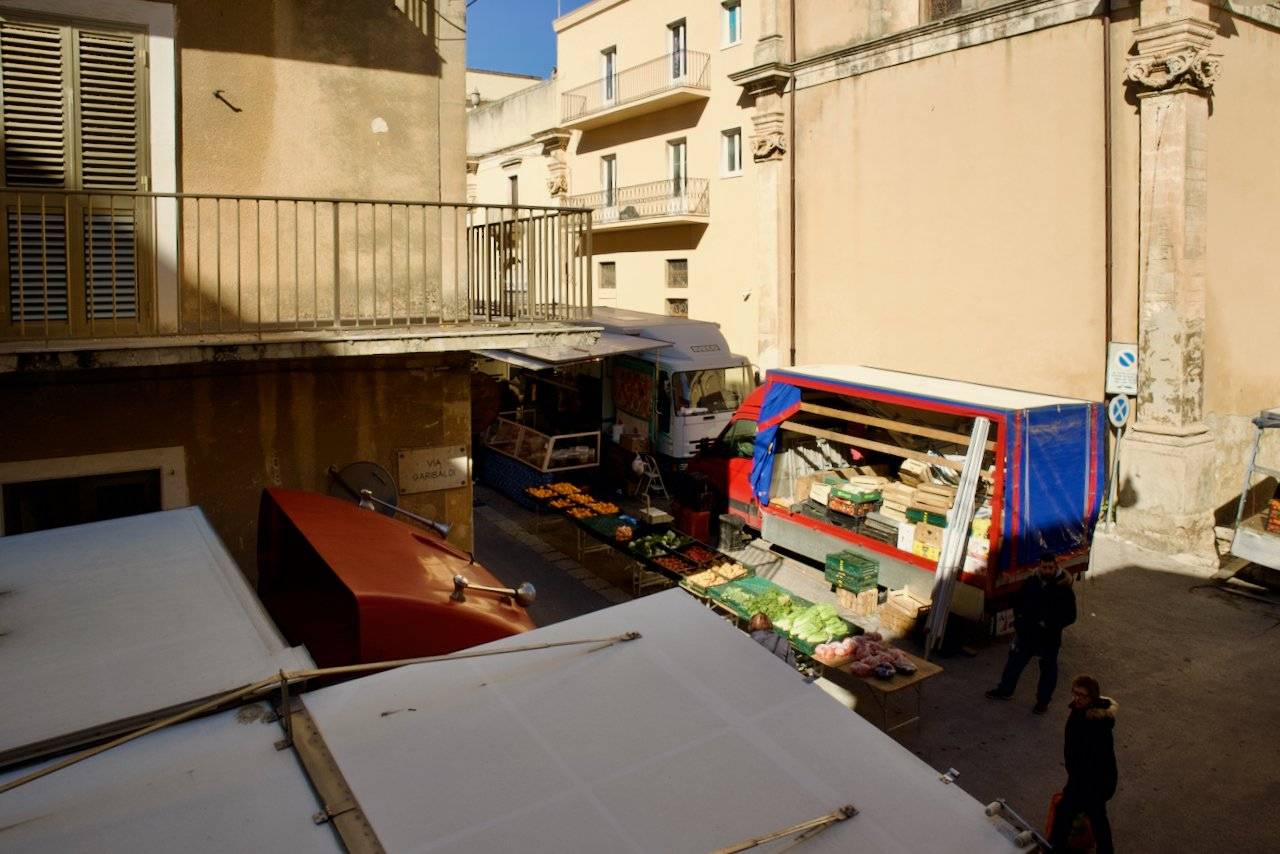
left=741, top=365, right=1105, bottom=620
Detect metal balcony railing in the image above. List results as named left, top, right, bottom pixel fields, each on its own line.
left=566, top=178, right=709, bottom=226
left=561, top=51, right=710, bottom=124
left=0, top=190, right=593, bottom=344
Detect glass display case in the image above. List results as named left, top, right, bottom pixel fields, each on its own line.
left=484, top=417, right=600, bottom=473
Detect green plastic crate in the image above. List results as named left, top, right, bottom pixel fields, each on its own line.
left=706, top=576, right=811, bottom=620
left=905, top=507, right=948, bottom=527
left=830, top=486, right=882, bottom=504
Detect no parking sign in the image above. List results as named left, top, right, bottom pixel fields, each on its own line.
left=1107, top=394, right=1131, bottom=428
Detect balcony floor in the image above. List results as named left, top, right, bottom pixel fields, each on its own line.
left=562, top=87, right=709, bottom=132
left=592, top=212, right=709, bottom=232
left=0, top=322, right=601, bottom=374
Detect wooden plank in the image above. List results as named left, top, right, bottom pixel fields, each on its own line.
left=799, top=402, right=996, bottom=451
left=780, top=420, right=994, bottom=482
left=285, top=698, right=386, bottom=853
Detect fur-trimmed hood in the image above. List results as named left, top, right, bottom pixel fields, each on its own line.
left=1085, top=697, right=1117, bottom=721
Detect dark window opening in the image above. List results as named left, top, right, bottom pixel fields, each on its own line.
left=3, top=468, right=161, bottom=535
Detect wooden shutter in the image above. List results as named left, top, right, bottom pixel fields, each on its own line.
left=76, top=28, right=142, bottom=319
left=1, top=17, right=145, bottom=327
left=1, top=19, right=69, bottom=321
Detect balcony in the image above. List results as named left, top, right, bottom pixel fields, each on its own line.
left=0, top=190, right=596, bottom=371
left=560, top=51, right=710, bottom=131
left=567, top=179, right=709, bottom=232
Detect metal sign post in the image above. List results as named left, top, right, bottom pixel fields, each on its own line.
left=1105, top=394, right=1131, bottom=527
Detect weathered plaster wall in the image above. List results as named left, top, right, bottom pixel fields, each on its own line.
left=468, top=80, right=557, bottom=158
left=177, top=0, right=463, bottom=202
left=0, top=356, right=474, bottom=580
left=793, top=19, right=1107, bottom=400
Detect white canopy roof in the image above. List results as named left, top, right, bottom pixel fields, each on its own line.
left=0, top=509, right=312, bottom=765
left=776, top=364, right=1094, bottom=410
left=304, top=590, right=1013, bottom=853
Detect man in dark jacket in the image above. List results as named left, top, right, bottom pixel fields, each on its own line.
left=749, top=613, right=799, bottom=668
left=986, top=554, right=1077, bottom=713
left=1049, top=675, right=1117, bottom=853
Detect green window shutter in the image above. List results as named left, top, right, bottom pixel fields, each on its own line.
left=2, top=19, right=69, bottom=321
left=75, top=28, right=142, bottom=319
left=0, top=19, right=68, bottom=188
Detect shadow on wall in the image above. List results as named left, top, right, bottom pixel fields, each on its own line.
left=574, top=100, right=709, bottom=155
left=591, top=223, right=707, bottom=255
left=177, top=0, right=445, bottom=76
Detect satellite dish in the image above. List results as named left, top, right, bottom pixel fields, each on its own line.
left=328, top=461, right=398, bottom=517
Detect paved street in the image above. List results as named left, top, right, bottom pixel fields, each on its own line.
left=474, top=493, right=1280, bottom=852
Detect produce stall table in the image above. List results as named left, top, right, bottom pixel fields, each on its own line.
left=819, top=650, right=942, bottom=734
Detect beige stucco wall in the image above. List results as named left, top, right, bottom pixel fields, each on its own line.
left=0, top=356, right=475, bottom=581
left=178, top=0, right=463, bottom=203
left=555, top=0, right=762, bottom=364
left=792, top=18, right=1108, bottom=400
left=1201, top=9, right=1280, bottom=514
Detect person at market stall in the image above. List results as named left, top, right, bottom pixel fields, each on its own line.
left=1048, top=675, right=1117, bottom=854
left=749, top=613, right=798, bottom=668
left=985, top=554, right=1077, bottom=713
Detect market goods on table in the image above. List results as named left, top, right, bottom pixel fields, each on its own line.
left=775, top=603, right=852, bottom=652
left=706, top=576, right=806, bottom=621
left=679, top=544, right=720, bottom=565
left=525, top=486, right=555, bottom=500
left=589, top=501, right=620, bottom=515
left=682, top=562, right=750, bottom=593
left=548, top=498, right=573, bottom=509
left=812, top=631, right=917, bottom=676
left=567, top=507, right=596, bottom=519
left=615, top=524, right=633, bottom=542
left=824, top=550, right=879, bottom=592
left=549, top=482, right=580, bottom=495
left=628, top=530, right=694, bottom=559
left=652, top=554, right=697, bottom=575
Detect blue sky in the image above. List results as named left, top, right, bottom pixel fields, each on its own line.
left=466, top=0, right=594, bottom=78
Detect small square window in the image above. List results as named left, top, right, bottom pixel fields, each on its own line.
left=665, top=298, right=688, bottom=317
left=722, top=1, right=742, bottom=46
left=599, top=262, right=616, bottom=289
left=721, top=128, right=742, bottom=176
left=666, top=259, right=688, bottom=289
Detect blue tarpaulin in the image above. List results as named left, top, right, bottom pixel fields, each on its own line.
left=749, top=382, right=802, bottom=505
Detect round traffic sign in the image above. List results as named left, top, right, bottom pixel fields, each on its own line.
left=1107, top=394, right=1131, bottom=428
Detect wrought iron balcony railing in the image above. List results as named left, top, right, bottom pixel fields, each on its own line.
left=561, top=51, right=710, bottom=124
left=0, top=189, right=593, bottom=344
left=566, top=178, right=709, bottom=226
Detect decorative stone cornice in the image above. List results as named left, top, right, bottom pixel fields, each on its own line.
left=1126, top=18, right=1221, bottom=94
left=465, top=158, right=479, bottom=175
left=500, top=156, right=522, bottom=170
left=532, top=127, right=572, bottom=156
left=728, top=62, right=791, bottom=100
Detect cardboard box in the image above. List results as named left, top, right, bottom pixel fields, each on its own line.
left=912, top=541, right=942, bottom=561
left=896, top=522, right=917, bottom=552
left=619, top=433, right=649, bottom=453
left=888, top=588, right=931, bottom=619
left=914, top=522, right=944, bottom=549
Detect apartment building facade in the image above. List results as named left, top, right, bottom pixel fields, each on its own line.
left=468, top=0, right=765, bottom=367
left=0, top=0, right=595, bottom=575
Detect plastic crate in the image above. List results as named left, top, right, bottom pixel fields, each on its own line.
left=705, top=575, right=810, bottom=620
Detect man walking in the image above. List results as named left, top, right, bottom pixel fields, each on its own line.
left=1049, top=675, right=1118, bottom=853
left=986, top=554, right=1076, bottom=713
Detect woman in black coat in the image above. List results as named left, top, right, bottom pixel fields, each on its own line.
left=1050, top=675, right=1117, bottom=852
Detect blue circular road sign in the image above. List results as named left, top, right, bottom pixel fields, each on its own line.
left=1108, top=394, right=1131, bottom=428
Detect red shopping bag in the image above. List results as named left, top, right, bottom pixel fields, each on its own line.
left=1046, top=792, right=1096, bottom=851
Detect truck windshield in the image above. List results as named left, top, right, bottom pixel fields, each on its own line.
left=674, top=366, right=753, bottom=414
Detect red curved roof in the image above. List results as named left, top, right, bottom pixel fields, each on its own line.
left=260, top=489, right=534, bottom=663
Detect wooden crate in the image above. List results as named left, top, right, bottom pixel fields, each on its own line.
left=837, top=587, right=878, bottom=616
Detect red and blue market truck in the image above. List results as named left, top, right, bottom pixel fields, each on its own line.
left=687, top=365, right=1105, bottom=623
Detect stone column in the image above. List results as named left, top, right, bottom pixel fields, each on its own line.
left=1115, top=14, right=1221, bottom=561
left=465, top=158, right=478, bottom=205
left=533, top=128, right=573, bottom=205
left=733, top=67, right=791, bottom=371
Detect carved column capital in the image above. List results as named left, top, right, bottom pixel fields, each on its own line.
left=1126, top=18, right=1221, bottom=94
left=533, top=128, right=573, bottom=202
left=750, top=110, right=787, bottom=162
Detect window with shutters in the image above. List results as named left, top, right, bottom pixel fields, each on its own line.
left=0, top=13, right=148, bottom=333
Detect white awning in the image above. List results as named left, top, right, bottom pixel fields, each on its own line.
left=477, top=331, right=670, bottom=370
left=0, top=509, right=313, bottom=766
